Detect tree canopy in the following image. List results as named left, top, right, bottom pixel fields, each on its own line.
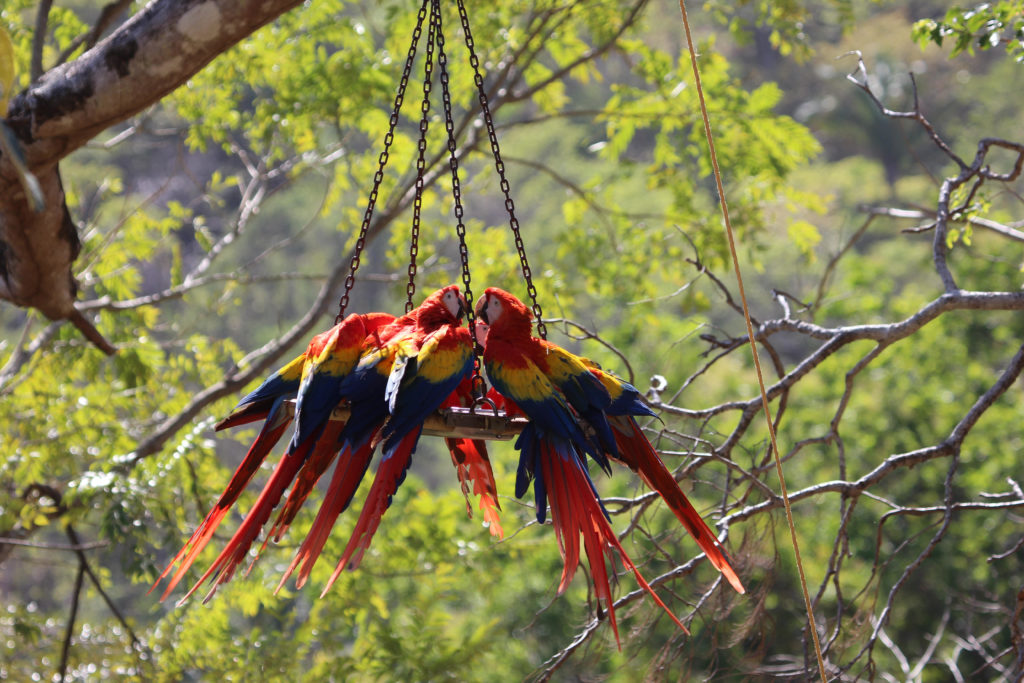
left=1, top=1, right=1023, bottom=680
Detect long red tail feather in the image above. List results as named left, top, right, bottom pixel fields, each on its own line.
left=276, top=436, right=378, bottom=592
left=174, top=437, right=314, bottom=605
left=263, top=419, right=346, bottom=547
left=539, top=440, right=690, bottom=648
left=320, top=428, right=421, bottom=597
left=446, top=437, right=503, bottom=539
left=150, top=408, right=292, bottom=601
left=215, top=403, right=271, bottom=431
left=610, top=416, right=745, bottom=594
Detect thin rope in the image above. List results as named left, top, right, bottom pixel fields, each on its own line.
left=676, top=1, right=828, bottom=679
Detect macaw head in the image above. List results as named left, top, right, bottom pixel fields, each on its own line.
left=475, top=287, right=533, bottom=339
left=415, top=284, right=467, bottom=329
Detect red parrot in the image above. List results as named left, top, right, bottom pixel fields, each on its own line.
left=273, top=285, right=475, bottom=595
left=148, top=350, right=305, bottom=601
left=476, top=287, right=744, bottom=642
left=151, top=311, right=395, bottom=602
left=317, top=286, right=475, bottom=594
left=258, top=311, right=400, bottom=547
left=475, top=288, right=689, bottom=643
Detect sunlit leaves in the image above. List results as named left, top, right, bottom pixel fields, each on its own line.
left=0, top=25, right=14, bottom=114
left=787, top=219, right=822, bottom=261
left=913, top=1, right=1024, bottom=61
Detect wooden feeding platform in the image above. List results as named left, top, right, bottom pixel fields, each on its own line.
left=280, top=401, right=529, bottom=441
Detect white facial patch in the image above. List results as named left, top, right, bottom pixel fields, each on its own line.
left=443, top=290, right=461, bottom=318
left=487, top=297, right=502, bottom=323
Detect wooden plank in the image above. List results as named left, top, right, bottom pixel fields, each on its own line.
left=278, top=400, right=528, bottom=441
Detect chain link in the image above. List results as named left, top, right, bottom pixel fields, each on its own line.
left=455, top=0, right=547, bottom=339
left=405, top=0, right=438, bottom=313
left=434, top=0, right=485, bottom=393
left=336, top=0, right=430, bottom=323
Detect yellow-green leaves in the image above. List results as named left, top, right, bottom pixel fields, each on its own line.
left=0, top=25, right=14, bottom=114
left=787, top=220, right=822, bottom=262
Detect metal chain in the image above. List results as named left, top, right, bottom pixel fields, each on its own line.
left=336, top=0, right=430, bottom=323
left=454, top=0, right=547, bottom=339
left=434, top=0, right=485, bottom=395
left=405, top=0, right=438, bottom=313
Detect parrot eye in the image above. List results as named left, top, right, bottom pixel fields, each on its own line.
left=485, top=298, right=501, bottom=324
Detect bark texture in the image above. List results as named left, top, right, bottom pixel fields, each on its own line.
left=0, top=0, right=304, bottom=346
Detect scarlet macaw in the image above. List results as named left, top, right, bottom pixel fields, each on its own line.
left=271, top=285, right=476, bottom=594
left=476, top=287, right=743, bottom=642
left=151, top=313, right=399, bottom=602
left=150, top=312, right=393, bottom=602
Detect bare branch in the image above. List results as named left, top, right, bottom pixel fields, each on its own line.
left=54, top=0, right=136, bottom=68
left=30, top=0, right=53, bottom=83
left=57, top=560, right=85, bottom=683
left=0, top=537, right=108, bottom=551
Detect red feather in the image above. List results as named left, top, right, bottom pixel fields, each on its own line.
left=609, top=416, right=745, bottom=594
left=538, top=440, right=690, bottom=647
left=182, top=436, right=317, bottom=605
left=263, top=419, right=347, bottom=546
left=441, top=376, right=504, bottom=537
left=320, top=427, right=422, bottom=596
left=446, top=437, right=503, bottom=538
left=150, top=404, right=292, bottom=601
left=276, top=435, right=378, bottom=591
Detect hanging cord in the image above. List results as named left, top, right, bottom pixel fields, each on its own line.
left=404, top=0, right=438, bottom=313
left=676, top=1, right=827, bottom=678
left=455, top=0, right=547, bottom=340
left=434, top=0, right=487, bottom=399
left=336, top=0, right=431, bottom=323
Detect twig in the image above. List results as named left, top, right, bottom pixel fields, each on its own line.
left=66, top=526, right=145, bottom=655
left=53, top=0, right=135, bottom=67
left=30, top=0, right=53, bottom=82
left=57, top=561, right=85, bottom=683
left=678, top=0, right=826, bottom=676
left=0, top=537, right=108, bottom=551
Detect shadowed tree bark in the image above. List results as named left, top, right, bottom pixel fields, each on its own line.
left=0, top=0, right=304, bottom=352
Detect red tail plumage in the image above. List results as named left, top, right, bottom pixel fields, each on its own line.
left=446, top=437, right=503, bottom=538
left=276, top=436, right=378, bottom=591
left=263, top=419, right=346, bottom=547
left=150, top=406, right=292, bottom=601
left=539, top=440, right=690, bottom=647
left=175, top=436, right=316, bottom=604
left=320, top=427, right=422, bottom=597
left=609, top=416, right=745, bottom=594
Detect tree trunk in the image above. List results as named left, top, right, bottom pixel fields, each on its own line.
left=0, top=0, right=305, bottom=348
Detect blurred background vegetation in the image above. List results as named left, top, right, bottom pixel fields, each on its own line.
left=1, top=0, right=1023, bottom=680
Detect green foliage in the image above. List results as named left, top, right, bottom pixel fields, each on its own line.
left=3, top=0, right=1024, bottom=680
left=913, top=1, right=1024, bottom=60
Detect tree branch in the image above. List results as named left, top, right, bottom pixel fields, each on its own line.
left=0, top=0, right=305, bottom=338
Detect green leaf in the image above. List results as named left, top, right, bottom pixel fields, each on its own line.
left=787, top=220, right=822, bottom=261
left=0, top=25, right=14, bottom=113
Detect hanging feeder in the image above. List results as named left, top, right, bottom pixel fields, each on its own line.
left=323, top=0, right=545, bottom=442
left=155, top=1, right=747, bottom=629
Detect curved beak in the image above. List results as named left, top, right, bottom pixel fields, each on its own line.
left=476, top=296, right=490, bottom=325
